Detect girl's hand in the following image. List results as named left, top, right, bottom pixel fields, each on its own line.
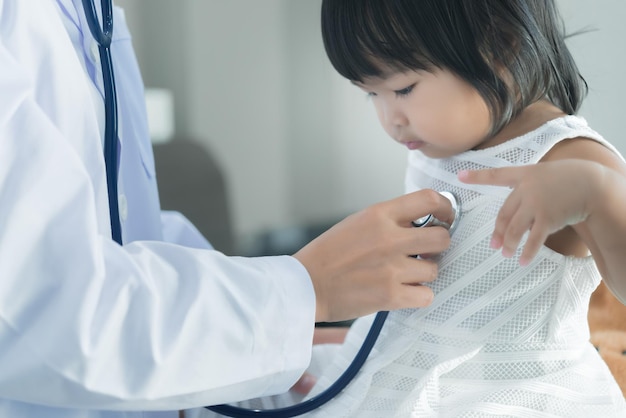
left=458, top=160, right=604, bottom=265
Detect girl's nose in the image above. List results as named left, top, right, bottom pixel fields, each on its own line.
left=382, top=101, right=409, bottom=128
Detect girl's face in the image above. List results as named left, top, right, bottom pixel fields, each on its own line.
left=354, top=68, right=493, bottom=158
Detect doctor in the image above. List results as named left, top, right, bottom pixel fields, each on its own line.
left=0, top=1, right=454, bottom=417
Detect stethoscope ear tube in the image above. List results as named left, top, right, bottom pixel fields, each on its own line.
left=83, top=0, right=123, bottom=244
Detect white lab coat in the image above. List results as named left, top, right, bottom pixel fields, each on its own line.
left=0, top=0, right=316, bottom=417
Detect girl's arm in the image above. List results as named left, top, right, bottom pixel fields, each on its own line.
left=459, top=138, right=626, bottom=303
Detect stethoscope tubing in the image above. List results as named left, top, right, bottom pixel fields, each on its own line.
left=83, top=0, right=122, bottom=244
left=206, top=311, right=389, bottom=417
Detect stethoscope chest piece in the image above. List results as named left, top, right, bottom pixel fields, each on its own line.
left=412, top=191, right=460, bottom=235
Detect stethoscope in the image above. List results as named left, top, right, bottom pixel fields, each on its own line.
left=83, top=1, right=459, bottom=416
left=206, top=191, right=460, bottom=418
left=83, top=0, right=122, bottom=245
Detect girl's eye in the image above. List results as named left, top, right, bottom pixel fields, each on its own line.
left=395, top=84, right=416, bottom=97
left=366, top=92, right=377, bottom=98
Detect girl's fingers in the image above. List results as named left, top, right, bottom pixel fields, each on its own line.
left=458, top=167, right=528, bottom=188
left=501, top=207, right=535, bottom=259
left=519, top=220, right=551, bottom=266
left=491, top=191, right=522, bottom=251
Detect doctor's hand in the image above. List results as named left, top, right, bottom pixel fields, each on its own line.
left=294, top=189, right=452, bottom=323
left=290, top=327, right=349, bottom=395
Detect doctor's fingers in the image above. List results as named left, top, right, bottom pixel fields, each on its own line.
left=363, top=257, right=439, bottom=311
left=399, top=224, right=451, bottom=256
left=386, top=189, right=455, bottom=226
left=392, top=257, right=438, bottom=308
left=400, top=256, right=439, bottom=284
left=312, top=327, right=349, bottom=345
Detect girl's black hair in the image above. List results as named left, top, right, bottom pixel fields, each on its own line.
left=321, top=0, right=588, bottom=135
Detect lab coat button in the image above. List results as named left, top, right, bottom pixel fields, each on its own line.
left=90, top=42, right=100, bottom=63
left=119, top=194, right=128, bottom=222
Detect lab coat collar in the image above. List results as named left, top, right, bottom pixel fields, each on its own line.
left=57, top=0, right=131, bottom=99
left=56, top=0, right=133, bottom=153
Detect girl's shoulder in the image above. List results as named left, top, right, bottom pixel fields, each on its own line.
left=537, top=116, right=625, bottom=167
left=460, top=115, right=622, bottom=167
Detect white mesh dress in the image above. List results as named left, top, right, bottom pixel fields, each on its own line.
left=197, top=116, right=626, bottom=418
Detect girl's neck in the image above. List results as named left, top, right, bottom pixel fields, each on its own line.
left=475, top=100, right=567, bottom=151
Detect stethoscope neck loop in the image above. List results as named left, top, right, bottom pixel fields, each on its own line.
left=82, top=0, right=113, bottom=47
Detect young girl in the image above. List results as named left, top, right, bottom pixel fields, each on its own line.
left=196, top=0, right=626, bottom=417
left=301, top=0, right=626, bottom=416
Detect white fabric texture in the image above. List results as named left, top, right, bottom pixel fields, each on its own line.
left=305, top=115, right=626, bottom=417
left=200, top=116, right=626, bottom=417
left=0, top=0, right=316, bottom=416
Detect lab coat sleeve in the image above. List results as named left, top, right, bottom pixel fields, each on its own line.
left=0, top=38, right=315, bottom=414
left=160, top=210, right=214, bottom=250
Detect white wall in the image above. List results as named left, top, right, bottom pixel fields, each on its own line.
left=118, top=0, right=296, bottom=243
left=116, top=0, right=626, bottom=248
left=558, top=0, right=626, bottom=152
left=183, top=1, right=293, bottom=238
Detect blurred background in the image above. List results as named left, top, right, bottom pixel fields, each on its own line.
left=115, top=0, right=626, bottom=256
